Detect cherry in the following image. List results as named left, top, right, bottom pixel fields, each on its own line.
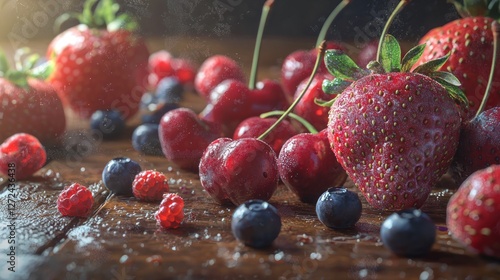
left=281, top=41, right=343, bottom=98
left=199, top=137, right=279, bottom=206
left=200, top=79, right=288, bottom=136
left=194, top=55, right=245, bottom=99
left=293, top=73, right=335, bottom=131
left=278, top=129, right=347, bottom=204
left=233, top=116, right=298, bottom=155
left=356, top=40, right=379, bottom=68
left=158, top=107, right=224, bottom=171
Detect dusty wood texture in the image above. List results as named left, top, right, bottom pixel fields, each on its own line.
left=1, top=38, right=500, bottom=280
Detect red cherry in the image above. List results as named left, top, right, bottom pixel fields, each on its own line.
left=199, top=137, right=279, bottom=205
left=194, top=55, right=245, bottom=99
left=200, top=79, right=288, bottom=136
left=281, top=41, right=343, bottom=97
left=233, top=117, right=298, bottom=155
left=293, top=73, right=335, bottom=131
left=278, top=129, right=347, bottom=203
left=158, top=107, right=224, bottom=171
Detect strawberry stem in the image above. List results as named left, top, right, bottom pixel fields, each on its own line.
left=249, top=0, right=274, bottom=90
left=260, top=111, right=319, bottom=134
left=376, top=0, right=410, bottom=63
left=475, top=20, right=500, bottom=117
left=257, top=41, right=327, bottom=141
left=315, top=0, right=352, bottom=47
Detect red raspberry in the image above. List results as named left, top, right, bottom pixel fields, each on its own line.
left=0, top=133, right=46, bottom=180
left=57, top=183, right=94, bottom=217
left=132, top=170, right=170, bottom=201
left=155, top=193, right=184, bottom=229
left=148, top=50, right=196, bottom=87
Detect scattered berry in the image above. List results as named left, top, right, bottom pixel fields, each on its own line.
left=155, top=76, right=184, bottom=103
left=57, top=183, right=94, bottom=217
left=0, top=133, right=46, bottom=180
left=90, top=109, right=125, bottom=139
left=102, top=157, right=142, bottom=196
left=380, top=209, right=436, bottom=257
left=447, top=165, right=500, bottom=259
left=155, top=193, right=185, bottom=229
left=194, top=55, right=245, bottom=99
left=132, top=124, right=163, bottom=156
left=231, top=200, right=281, bottom=248
left=132, top=170, right=170, bottom=201
left=148, top=50, right=196, bottom=87
left=315, top=187, right=362, bottom=229
left=141, top=101, right=179, bottom=125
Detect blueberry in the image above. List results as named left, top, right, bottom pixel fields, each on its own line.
left=156, top=76, right=184, bottom=103
left=380, top=208, right=436, bottom=257
left=141, top=103, right=179, bottom=124
left=140, top=92, right=157, bottom=110
left=132, top=124, right=163, bottom=156
left=102, top=157, right=142, bottom=196
left=315, top=187, right=362, bottom=229
left=231, top=200, right=281, bottom=248
left=90, top=110, right=125, bottom=139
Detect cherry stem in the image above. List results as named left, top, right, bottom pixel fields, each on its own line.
left=475, top=21, right=500, bottom=117
left=376, top=0, right=410, bottom=63
left=257, top=41, right=327, bottom=141
left=249, top=0, right=274, bottom=90
left=260, top=111, right=319, bottom=134
left=315, top=0, right=352, bottom=47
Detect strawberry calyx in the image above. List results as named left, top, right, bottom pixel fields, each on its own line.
left=54, top=0, right=138, bottom=33
left=0, top=48, right=53, bottom=88
left=321, top=34, right=469, bottom=107
left=449, top=0, right=500, bottom=19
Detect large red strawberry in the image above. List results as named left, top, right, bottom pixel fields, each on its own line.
left=0, top=50, right=65, bottom=145
left=323, top=35, right=466, bottom=211
left=447, top=165, right=500, bottom=259
left=414, top=0, right=500, bottom=119
left=47, top=0, right=149, bottom=119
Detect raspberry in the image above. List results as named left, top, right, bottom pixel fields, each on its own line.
left=57, top=183, right=94, bottom=217
left=0, top=133, right=46, bottom=180
left=132, top=170, right=170, bottom=201
left=155, top=193, right=184, bottom=229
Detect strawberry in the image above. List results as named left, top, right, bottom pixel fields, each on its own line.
left=0, top=49, right=65, bottom=144
left=447, top=165, right=500, bottom=259
left=414, top=0, right=500, bottom=119
left=451, top=20, right=500, bottom=184
left=47, top=0, right=149, bottom=119
left=323, top=35, right=466, bottom=211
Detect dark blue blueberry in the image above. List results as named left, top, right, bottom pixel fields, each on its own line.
left=315, top=187, right=362, bottom=229
left=231, top=200, right=281, bottom=248
left=156, top=76, right=184, bottom=103
left=380, top=208, right=436, bottom=257
left=132, top=124, right=163, bottom=156
left=140, top=92, right=157, bottom=110
left=102, top=157, right=142, bottom=196
left=141, top=102, right=179, bottom=124
left=90, top=110, right=125, bottom=139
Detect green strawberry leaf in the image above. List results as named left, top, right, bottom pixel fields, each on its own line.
left=401, top=43, right=426, bottom=72
left=30, top=61, right=55, bottom=80
left=430, top=71, right=462, bottom=86
left=23, top=54, right=40, bottom=71
left=435, top=76, right=469, bottom=106
left=314, top=97, right=337, bottom=107
left=96, top=0, right=120, bottom=26
left=6, top=70, right=29, bottom=88
left=412, top=54, right=449, bottom=74
left=379, top=34, right=401, bottom=73
left=322, top=78, right=351, bottom=95
left=0, top=50, right=9, bottom=75
left=108, top=14, right=139, bottom=32
left=324, top=49, right=366, bottom=81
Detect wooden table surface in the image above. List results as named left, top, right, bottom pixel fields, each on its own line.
left=1, top=37, right=500, bottom=280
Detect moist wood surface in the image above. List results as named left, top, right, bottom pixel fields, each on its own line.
left=1, top=38, right=500, bottom=280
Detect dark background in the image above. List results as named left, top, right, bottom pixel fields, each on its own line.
left=1, top=0, right=458, bottom=46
